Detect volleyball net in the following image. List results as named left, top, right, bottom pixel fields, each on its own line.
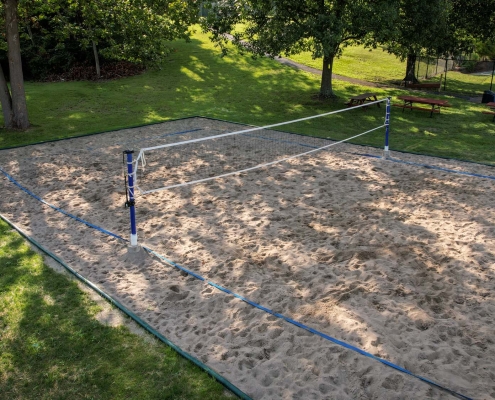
left=123, top=98, right=391, bottom=245
left=130, top=98, right=390, bottom=195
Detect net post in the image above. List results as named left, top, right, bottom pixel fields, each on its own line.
left=124, top=150, right=138, bottom=247
left=383, top=97, right=391, bottom=159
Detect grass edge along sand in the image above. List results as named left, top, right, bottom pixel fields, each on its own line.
left=0, top=217, right=239, bottom=400
left=0, top=30, right=494, bottom=164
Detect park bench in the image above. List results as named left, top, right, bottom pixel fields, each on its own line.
left=393, top=104, right=441, bottom=114
left=394, top=95, right=451, bottom=117
left=345, top=92, right=380, bottom=108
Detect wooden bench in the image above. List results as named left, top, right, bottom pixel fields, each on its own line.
left=395, top=95, right=450, bottom=117
left=345, top=93, right=380, bottom=108
left=393, top=104, right=440, bottom=113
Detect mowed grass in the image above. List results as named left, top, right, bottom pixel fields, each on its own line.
left=1, top=31, right=494, bottom=162
left=0, top=219, right=237, bottom=399
left=1, top=29, right=495, bottom=399
left=288, top=46, right=492, bottom=96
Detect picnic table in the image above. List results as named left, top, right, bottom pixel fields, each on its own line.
left=345, top=93, right=380, bottom=108
left=394, top=95, right=451, bottom=117
left=482, top=102, right=495, bottom=121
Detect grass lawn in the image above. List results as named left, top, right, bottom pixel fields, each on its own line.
left=1, top=31, right=494, bottom=163
left=1, top=29, right=495, bottom=398
left=288, top=46, right=493, bottom=96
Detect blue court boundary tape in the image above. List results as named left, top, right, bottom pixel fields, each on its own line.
left=244, top=132, right=495, bottom=182
left=354, top=153, right=495, bottom=181
left=116, top=128, right=204, bottom=147
left=0, top=166, right=472, bottom=400
left=0, top=167, right=250, bottom=400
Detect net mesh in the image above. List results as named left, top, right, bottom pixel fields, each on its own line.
left=133, top=100, right=387, bottom=194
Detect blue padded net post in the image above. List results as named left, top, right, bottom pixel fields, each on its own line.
left=383, top=97, right=391, bottom=159
left=124, top=150, right=138, bottom=246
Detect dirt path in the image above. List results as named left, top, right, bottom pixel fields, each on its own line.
left=275, top=56, right=484, bottom=103
left=274, top=56, right=389, bottom=88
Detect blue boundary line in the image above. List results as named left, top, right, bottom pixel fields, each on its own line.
left=241, top=133, right=495, bottom=182
left=0, top=167, right=124, bottom=241
left=0, top=165, right=472, bottom=400
left=0, top=214, right=251, bottom=400
left=117, top=128, right=204, bottom=147
left=354, top=153, right=495, bottom=181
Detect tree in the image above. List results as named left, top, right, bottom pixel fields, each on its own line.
left=383, top=0, right=452, bottom=83
left=385, top=0, right=495, bottom=83
left=20, top=0, right=199, bottom=77
left=202, top=0, right=399, bottom=98
left=0, top=0, right=29, bottom=129
left=449, top=0, right=495, bottom=45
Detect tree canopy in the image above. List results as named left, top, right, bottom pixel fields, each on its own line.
left=0, top=0, right=199, bottom=130
left=202, top=0, right=399, bottom=98
left=384, top=0, right=495, bottom=82
left=12, top=0, right=199, bottom=78
left=203, top=0, right=495, bottom=92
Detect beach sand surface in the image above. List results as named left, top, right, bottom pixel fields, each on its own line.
left=1, top=117, right=494, bottom=399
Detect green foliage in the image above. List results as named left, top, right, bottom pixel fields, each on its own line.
left=461, top=53, right=480, bottom=72
left=475, top=40, right=495, bottom=60
left=385, top=0, right=452, bottom=61
left=201, top=0, right=399, bottom=96
left=0, top=0, right=200, bottom=79
left=450, top=0, right=495, bottom=45
left=380, top=0, right=494, bottom=81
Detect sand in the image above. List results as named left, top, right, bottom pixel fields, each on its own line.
left=1, top=117, right=494, bottom=399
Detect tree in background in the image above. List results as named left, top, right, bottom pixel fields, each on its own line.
left=202, top=0, right=399, bottom=98
left=0, top=0, right=199, bottom=130
left=385, top=0, right=495, bottom=83
left=0, top=0, right=29, bottom=129
left=475, top=40, right=495, bottom=60
left=449, top=0, right=495, bottom=46
left=19, top=0, right=199, bottom=79
left=383, top=0, right=452, bottom=83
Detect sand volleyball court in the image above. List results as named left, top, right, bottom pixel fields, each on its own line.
left=1, top=117, right=494, bottom=399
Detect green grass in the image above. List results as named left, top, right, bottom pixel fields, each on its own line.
left=289, top=46, right=405, bottom=84
left=0, top=219, right=237, bottom=399
left=1, top=30, right=495, bottom=163
left=288, top=46, right=493, bottom=96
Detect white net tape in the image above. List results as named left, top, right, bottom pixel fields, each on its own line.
left=133, top=99, right=387, bottom=194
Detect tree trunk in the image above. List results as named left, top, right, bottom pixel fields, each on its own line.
left=403, top=53, right=419, bottom=84
left=320, top=55, right=336, bottom=98
left=0, top=64, right=13, bottom=128
left=92, top=40, right=101, bottom=79
left=4, top=0, right=29, bottom=129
